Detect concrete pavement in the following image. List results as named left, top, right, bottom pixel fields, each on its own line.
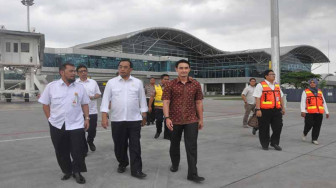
left=0, top=99, right=335, bottom=188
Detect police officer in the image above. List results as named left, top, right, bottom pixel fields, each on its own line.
left=253, top=70, right=285, bottom=151
left=149, top=74, right=171, bottom=139
left=301, top=78, right=329, bottom=145
left=38, top=62, right=90, bottom=184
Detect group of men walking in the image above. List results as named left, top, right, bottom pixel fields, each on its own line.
left=39, top=59, right=205, bottom=184
left=242, top=70, right=330, bottom=151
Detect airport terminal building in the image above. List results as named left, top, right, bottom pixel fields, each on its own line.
left=41, top=27, right=329, bottom=95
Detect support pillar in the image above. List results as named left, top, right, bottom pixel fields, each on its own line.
left=0, top=66, right=4, bottom=91
left=222, top=83, right=225, bottom=96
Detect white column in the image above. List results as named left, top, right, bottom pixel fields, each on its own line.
left=30, top=68, right=35, bottom=92
left=25, top=68, right=31, bottom=93
left=0, top=66, right=4, bottom=91
left=200, top=83, right=205, bottom=94
left=271, top=0, right=281, bottom=84
left=222, top=83, right=225, bottom=96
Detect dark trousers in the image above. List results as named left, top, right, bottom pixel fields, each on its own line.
left=146, top=98, right=155, bottom=123
left=111, top=121, right=142, bottom=173
left=84, top=114, right=98, bottom=154
left=170, top=122, right=199, bottom=177
left=49, top=123, right=87, bottom=174
left=155, top=108, right=172, bottom=139
left=257, top=109, right=283, bottom=148
left=304, top=113, right=323, bottom=141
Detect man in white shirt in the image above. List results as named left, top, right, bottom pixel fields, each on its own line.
left=253, top=70, right=285, bottom=151
left=300, top=78, right=329, bottom=145
left=101, top=60, right=148, bottom=179
left=241, top=78, right=256, bottom=126
left=38, top=62, right=90, bottom=184
left=76, top=65, right=101, bottom=152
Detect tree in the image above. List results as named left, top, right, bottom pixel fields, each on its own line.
left=281, top=71, right=321, bottom=89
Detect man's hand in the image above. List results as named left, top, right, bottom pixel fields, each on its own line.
left=84, top=119, right=89, bottom=131
left=326, top=114, right=330, bottom=119
left=301, top=112, right=306, bottom=117
left=141, top=117, right=147, bottom=127
left=101, top=114, right=109, bottom=129
left=281, top=109, right=285, bottom=115
left=166, top=118, right=173, bottom=131
left=148, top=107, right=152, bottom=113
left=256, top=110, right=262, bottom=117
left=198, top=120, right=204, bottom=130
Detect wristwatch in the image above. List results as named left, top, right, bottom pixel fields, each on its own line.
left=85, top=117, right=90, bottom=120
left=164, top=117, right=170, bottom=120
left=255, top=109, right=261, bottom=111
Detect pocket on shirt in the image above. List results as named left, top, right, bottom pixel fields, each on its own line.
left=51, top=96, right=62, bottom=104
left=129, top=88, right=138, bottom=98
left=112, top=89, right=121, bottom=97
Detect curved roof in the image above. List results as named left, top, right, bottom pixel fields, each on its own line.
left=74, top=27, right=225, bottom=56
left=73, top=27, right=329, bottom=63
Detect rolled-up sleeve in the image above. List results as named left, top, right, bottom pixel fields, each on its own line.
left=253, top=83, right=263, bottom=98
left=100, top=80, right=112, bottom=113
left=300, top=91, right=307, bottom=113
left=38, top=84, right=50, bottom=105
left=139, top=81, right=148, bottom=113
left=81, top=86, right=90, bottom=105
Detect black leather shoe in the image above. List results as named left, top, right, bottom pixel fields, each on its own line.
left=88, top=142, right=96, bottom=151
left=72, top=172, right=86, bottom=184
left=154, top=133, right=160, bottom=139
left=131, top=171, right=147, bottom=179
left=270, top=144, right=282, bottom=151
left=117, top=166, right=126, bottom=173
left=252, top=128, right=257, bottom=135
left=170, top=165, right=178, bottom=172
left=262, top=147, right=269, bottom=150
left=187, top=175, right=205, bottom=183
left=61, top=173, right=71, bottom=180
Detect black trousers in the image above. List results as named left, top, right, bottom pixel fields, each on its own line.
left=84, top=114, right=98, bottom=154
left=146, top=98, right=155, bottom=123
left=304, top=113, right=323, bottom=141
left=155, top=108, right=172, bottom=139
left=111, top=121, right=142, bottom=173
left=257, top=109, right=283, bottom=148
left=49, top=123, right=87, bottom=174
left=170, top=122, right=199, bottom=177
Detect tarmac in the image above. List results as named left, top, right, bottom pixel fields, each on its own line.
left=0, top=99, right=335, bottom=188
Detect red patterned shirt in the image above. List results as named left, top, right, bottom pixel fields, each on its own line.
left=162, top=77, right=203, bottom=125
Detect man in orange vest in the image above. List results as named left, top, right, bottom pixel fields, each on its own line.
left=300, top=78, right=329, bottom=145
left=253, top=70, right=285, bottom=151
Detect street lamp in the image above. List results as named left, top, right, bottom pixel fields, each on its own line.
left=21, top=0, right=34, bottom=32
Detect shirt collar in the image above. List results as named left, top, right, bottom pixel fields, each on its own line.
left=265, top=79, right=276, bottom=85
left=77, top=78, right=89, bottom=83
left=177, top=76, right=191, bottom=83
left=58, top=78, right=75, bottom=87
left=117, top=75, right=133, bottom=81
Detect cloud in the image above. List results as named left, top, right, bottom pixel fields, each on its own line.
left=0, top=0, right=335, bottom=73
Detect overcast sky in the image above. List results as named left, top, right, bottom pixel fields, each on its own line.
left=1, top=0, right=335, bottom=74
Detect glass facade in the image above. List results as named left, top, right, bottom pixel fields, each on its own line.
left=44, top=53, right=175, bottom=72
left=43, top=30, right=323, bottom=78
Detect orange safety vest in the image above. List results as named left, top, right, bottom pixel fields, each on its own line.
left=260, top=81, right=281, bottom=109
left=305, top=89, right=324, bottom=114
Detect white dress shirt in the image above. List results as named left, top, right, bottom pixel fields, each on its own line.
left=253, top=80, right=284, bottom=98
left=100, top=75, right=148, bottom=122
left=300, top=90, right=329, bottom=114
left=242, top=85, right=256, bottom=104
left=76, top=78, right=101, bottom=114
left=38, top=79, right=90, bottom=130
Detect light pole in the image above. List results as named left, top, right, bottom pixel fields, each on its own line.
left=270, top=0, right=280, bottom=84
left=21, top=0, right=34, bottom=32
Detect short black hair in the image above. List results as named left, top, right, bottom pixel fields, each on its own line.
left=263, top=69, right=274, bottom=79
left=249, top=78, right=256, bottom=82
left=175, top=59, right=190, bottom=68
left=160, top=74, right=169, bottom=80
left=59, top=62, right=75, bottom=72
left=118, top=59, right=133, bottom=68
left=76, top=64, right=87, bottom=72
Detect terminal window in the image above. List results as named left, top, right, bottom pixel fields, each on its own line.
left=21, top=43, right=30, bottom=53
left=6, top=42, right=10, bottom=52
left=13, top=43, right=18, bottom=53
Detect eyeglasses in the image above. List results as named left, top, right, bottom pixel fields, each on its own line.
left=78, top=70, right=87, bottom=73
left=268, top=73, right=276, bottom=76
